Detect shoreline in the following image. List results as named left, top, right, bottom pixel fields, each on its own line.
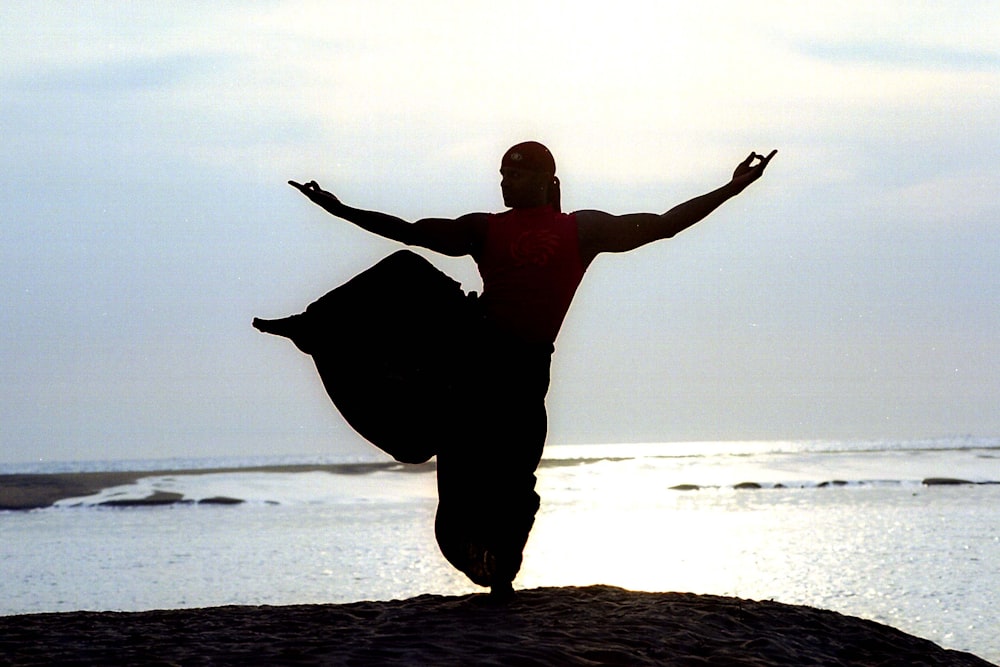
left=2, top=460, right=995, bottom=511
left=0, top=462, right=434, bottom=511
left=0, top=585, right=991, bottom=666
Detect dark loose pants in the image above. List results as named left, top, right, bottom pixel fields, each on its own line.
left=256, top=250, right=552, bottom=587
left=434, top=331, right=553, bottom=587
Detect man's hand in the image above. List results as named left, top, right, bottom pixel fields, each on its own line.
left=288, top=180, right=342, bottom=209
left=730, top=150, right=777, bottom=191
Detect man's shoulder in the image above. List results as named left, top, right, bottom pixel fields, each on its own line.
left=573, top=209, right=617, bottom=226
left=456, top=211, right=491, bottom=226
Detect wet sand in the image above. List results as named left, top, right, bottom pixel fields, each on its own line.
left=0, top=463, right=433, bottom=511
left=0, top=585, right=991, bottom=666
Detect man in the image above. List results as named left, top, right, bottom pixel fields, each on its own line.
left=281, top=142, right=776, bottom=599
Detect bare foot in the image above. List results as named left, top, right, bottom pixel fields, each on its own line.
left=252, top=315, right=301, bottom=337
left=488, top=581, right=515, bottom=605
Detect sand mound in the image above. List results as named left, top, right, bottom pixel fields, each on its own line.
left=0, top=585, right=990, bottom=666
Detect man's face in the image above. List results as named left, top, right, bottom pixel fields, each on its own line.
left=500, top=167, right=549, bottom=208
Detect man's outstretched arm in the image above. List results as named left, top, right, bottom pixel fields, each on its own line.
left=288, top=180, right=485, bottom=257
left=576, top=150, right=776, bottom=265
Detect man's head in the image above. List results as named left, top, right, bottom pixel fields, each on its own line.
left=500, top=141, right=560, bottom=210
left=501, top=141, right=556, bottom=175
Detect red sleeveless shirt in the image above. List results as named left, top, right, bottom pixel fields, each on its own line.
left=475, top=206, right=585, bottom=344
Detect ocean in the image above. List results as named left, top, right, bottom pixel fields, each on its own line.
left=2, top=438, right=998, bottom=664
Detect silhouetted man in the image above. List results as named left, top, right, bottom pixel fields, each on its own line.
left=265, top=142, right=776, bottom=599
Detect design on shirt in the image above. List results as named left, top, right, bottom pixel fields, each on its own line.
left=510, top=229, right=561, bottom=267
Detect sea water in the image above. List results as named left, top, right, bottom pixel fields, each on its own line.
left=2, top=438, right=998, bottom=663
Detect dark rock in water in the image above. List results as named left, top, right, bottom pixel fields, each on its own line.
left=734, top=482, right=762, bottom=489
left=198, top=496, right=244, bottom=505
left=818, top=480, right=849, bottom=488
left=670, top=484, right=701, bottom=491
left=923, top=478, right=975, bottom=486
left=99, top=492, right=191, bottom=507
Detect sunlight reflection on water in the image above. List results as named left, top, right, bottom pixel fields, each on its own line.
left=521, top=479, right=999, bottom=663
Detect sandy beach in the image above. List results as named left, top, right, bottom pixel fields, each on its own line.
left=0, top=585, right=992, bottom=666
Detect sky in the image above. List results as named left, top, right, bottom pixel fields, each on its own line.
left=2, top=2, right=998, bottom=465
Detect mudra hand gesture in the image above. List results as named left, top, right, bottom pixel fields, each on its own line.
left=730, top=150, right=777, bottom=191
left=289, top=180, right=341, bottom=207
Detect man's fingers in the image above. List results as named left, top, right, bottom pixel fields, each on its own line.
left=751, top=149, right=777, bottom=171
left=289, top=180, right=324, bottom=195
